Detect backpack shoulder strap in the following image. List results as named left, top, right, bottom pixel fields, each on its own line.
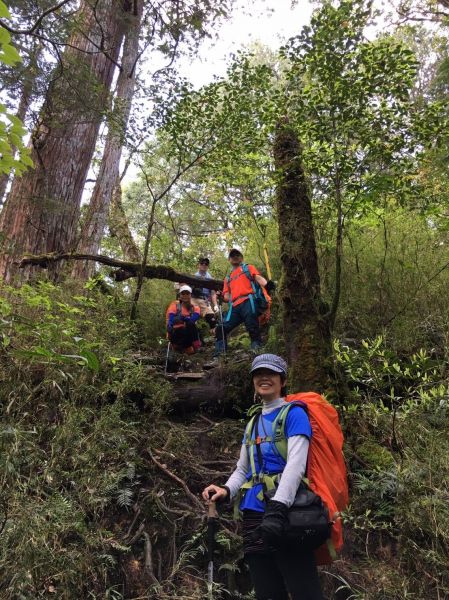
left=241, top=263, right=257, bottom=295
left=244, top=411, right=262, bottom=480
left=244, top=412, right=259, bottom=446
left=271, top=401, right=307, bottom=461
left=241, top=263, right=254, bottom=281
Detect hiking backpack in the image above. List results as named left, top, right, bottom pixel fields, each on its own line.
left=225, top=263, right=271, bottom=324
left=244, top=392, right=348, bottom=565
left=172, top=301, right=195, bottom=327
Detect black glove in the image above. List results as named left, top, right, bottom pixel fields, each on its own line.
left=217, top=486, right=230, bottom=503
left=207, top=486, right=230, bottom=505
left=265, top=280, right=276, bottom=293
left=260, top=499, right=288, bottom=547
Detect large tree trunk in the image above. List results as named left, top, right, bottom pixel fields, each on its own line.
left=273, top=121, right=336, bottom=395
left=109, top=177, right=142, bottom=262
left=0, top=0, right=128, bottom=282
left=72, top=0, right=143, bottom=280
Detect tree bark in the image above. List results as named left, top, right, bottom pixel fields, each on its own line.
left=0, top=0, right=128, bottom=282
left=72, top=0, right=143, bottom=280
left=130, top=193, right=158, bottom=319
left=108, top=177, right=142, bottom=262
left=273, top=120, right=336, bottom=396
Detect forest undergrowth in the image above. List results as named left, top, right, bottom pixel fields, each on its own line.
left=0, top=273, right=448, bottom=599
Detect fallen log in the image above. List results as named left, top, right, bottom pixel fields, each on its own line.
left=19, top=252, right=224, bottom=289
left=169, top=360, right=254, bottom=417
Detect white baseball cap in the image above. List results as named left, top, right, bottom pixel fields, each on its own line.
left=179, top=285, right=192, bottom=294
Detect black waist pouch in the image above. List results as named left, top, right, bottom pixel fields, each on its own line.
left=265, top=484, right=331, bottom=550
left=285, top=485, right=332, bottom=549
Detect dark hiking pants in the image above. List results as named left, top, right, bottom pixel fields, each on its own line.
left=245, top=550, right=323, bottom=600
left=170, top=321, right=199, bottom=350
left=216, top=298, right=261, bottom=345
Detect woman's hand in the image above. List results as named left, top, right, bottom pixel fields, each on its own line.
left=259, top=499, right=289, bottom=546
left=202, top=484, right=228, bottom=503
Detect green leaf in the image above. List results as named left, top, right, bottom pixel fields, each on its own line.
left=79, top=349, right=100, bottom=372
left=0, top=1, right=11, bottom=18
left=0, top=25, right=11, bottom=43
left=0, top=45, right=21, bottom=65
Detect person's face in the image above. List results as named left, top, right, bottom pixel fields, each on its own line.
left=229, top=254, right=243, bottom=268
left=252, top=368, right=284, bottom=401
left=179, top=291, right=191, bottom=303
left=198, top=261, right=208, bottom=274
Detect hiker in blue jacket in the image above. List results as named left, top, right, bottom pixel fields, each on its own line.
left=202, top=354, right=323, bottom=600
left=191, top=257, right=218, bottom=332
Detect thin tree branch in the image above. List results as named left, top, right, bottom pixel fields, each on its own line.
left=0, top=0, right=73, bottom=35
left=383, top=259, right=449, bottom=326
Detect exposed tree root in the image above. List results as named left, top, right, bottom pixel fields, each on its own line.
left=146, top=449, right=204, bottom=511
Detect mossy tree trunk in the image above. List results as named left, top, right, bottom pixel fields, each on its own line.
left=273, top=120, right=336, bottom=395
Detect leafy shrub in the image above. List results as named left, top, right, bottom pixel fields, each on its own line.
left=335, top=337, right=449, bottom=597
left=0, top=281, right=174, bottom=598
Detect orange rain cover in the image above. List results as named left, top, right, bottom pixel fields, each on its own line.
left=258, top=287, right=272, bottom=325
left=286, top=392, right=349, bottom=565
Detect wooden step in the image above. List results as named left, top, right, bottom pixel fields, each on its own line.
left=166, top=372, right=205, bottom=381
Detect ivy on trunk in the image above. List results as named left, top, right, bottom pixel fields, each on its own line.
left=273, top=120, right=337, bottom=396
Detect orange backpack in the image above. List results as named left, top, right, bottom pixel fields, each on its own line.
left=282, top=393, right=348, bottom=564
left=258, top=285, right=271, bottom=325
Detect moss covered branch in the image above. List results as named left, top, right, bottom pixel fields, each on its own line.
left=19, top=252, right=224, bottom=289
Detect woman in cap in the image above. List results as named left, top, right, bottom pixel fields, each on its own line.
left=202, top=354, right=323, bottom=600
left=165, top=285, right=201, bottom=354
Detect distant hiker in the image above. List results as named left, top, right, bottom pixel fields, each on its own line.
left=166, top=285, right=201, bottom=354
left=191, top=257, right=218, bottom=332
left=215, top=249, right=269, bottom=353
left=202, top=354, right=348, bottom=600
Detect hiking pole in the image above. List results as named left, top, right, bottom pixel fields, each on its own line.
left=263, top=243, right=272, bottom=281
left=218, top=301, right=226, bottom=359
left=164, top=341, right=171, bottom=375
left=207, top=492, right=219, bottom=600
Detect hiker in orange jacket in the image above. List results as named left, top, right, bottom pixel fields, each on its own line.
left=202, top=354, right=324, bottom=600
left=166, top=285, right=201, bottom=354
left=215, top=248, right=269, bottom=354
